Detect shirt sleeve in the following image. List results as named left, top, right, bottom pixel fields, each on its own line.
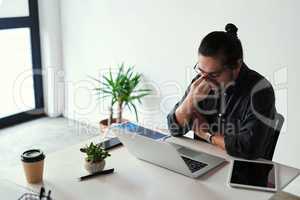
left=224, top=84, right=276, bottom=159
left=167, top=75, right=200, bottom=136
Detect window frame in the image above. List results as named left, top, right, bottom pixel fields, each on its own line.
left=0, top=0, right=45, bottom=128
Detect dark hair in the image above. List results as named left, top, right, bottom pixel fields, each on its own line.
left=198, top=23, right=243, bottom=68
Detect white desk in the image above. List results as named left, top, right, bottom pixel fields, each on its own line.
left=2, top=136, right=299, bottom=200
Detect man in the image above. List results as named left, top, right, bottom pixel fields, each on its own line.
left=167, top=24, right=277, bottom=160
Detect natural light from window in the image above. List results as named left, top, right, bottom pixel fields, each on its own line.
left=0, top=28, right=35, bottom=118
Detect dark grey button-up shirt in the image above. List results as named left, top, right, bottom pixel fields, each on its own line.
left=167, top=63, right=277, bottom=160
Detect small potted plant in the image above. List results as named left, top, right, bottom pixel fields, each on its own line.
left=90, top=63, right=151, bottom=133
left=80, top=142, right=111, bottom=173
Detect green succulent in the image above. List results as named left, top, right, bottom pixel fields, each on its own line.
left=80, top=142, right=111, bottom=163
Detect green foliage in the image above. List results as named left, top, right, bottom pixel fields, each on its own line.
left=90, top=63, right=151, bottom=122
left=80, top=142, right=111, bottom=163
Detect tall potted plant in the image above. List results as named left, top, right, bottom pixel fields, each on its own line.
left=90, top=63, right=151, bottom=131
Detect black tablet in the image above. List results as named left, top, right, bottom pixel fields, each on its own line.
left=228, top=159, right=278, bottom=192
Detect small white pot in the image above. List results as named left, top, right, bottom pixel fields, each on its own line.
left=84, top=160, right=106, bottom=174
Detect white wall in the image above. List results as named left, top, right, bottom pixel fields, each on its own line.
left=59, top=0, right=300, bottom=168
left=38, top=0, right=64, bottom=117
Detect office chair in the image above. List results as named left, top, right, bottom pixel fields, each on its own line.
left=265, top=113, right=285, bottom=160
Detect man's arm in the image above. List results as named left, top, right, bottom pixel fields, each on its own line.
left=167, top=75, right=211, bottom=136
left=167, top=78, right=196, bottom=136
left=215, top=86, right=276, bottom=159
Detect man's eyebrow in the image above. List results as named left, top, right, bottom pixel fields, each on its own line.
left=198, top=66, right=210, bottom=73
left=198, top=66, right=222, bottom=74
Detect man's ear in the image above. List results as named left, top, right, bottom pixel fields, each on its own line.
left=237, top=59, right=243, bottom=67
left=228, top=59, right=242, bottom=69
left=233, top=59, right=242, bottom=79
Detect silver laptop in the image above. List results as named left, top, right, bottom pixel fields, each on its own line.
left=110, top=122, right=226, bottom=178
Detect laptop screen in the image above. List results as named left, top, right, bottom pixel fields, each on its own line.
left=113, top=122, right=168, bottom=140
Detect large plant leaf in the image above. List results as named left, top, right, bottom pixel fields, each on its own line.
left=132, top=89, right=152, bottom=93
left=90, top=64, right=151, bottom=120
left=129, top=102, right=139, bottom=122
left=87, top=75, right=110, bottom=88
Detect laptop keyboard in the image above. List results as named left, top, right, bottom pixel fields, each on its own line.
left=181, top=156, right=208, bottom=173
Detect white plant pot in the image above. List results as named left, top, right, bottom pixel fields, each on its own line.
left=84, top=160, right=106, bottom=174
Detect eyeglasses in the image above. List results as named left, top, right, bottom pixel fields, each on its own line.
left=193, top=63, right=227, bottom=79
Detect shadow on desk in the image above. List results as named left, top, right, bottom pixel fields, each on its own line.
left=198, top=161, right=229, bottom=181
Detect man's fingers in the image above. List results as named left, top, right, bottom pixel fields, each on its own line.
left=196, top=79, right=210, bottom=90
left=202, top=82, right=211, bottom=94
left=193, top=75, right=206, bottom=86
left=206, top=78, right=219, bottom=90
left=189, top=77, right=212, bottom=102
left=194, top=80, right=211, bottom=98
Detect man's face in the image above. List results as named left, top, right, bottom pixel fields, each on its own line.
left=196, top=55, right=238, bottom=90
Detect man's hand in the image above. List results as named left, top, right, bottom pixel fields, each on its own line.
left=187, top=76, right=212, bottom=105
left=211, top=133, right=225, bottom=150
left=195, top=131, right=226, bottom=150
left=194, top=130, right=211, bottom=142
left=175, top=76, right=213, bottom=129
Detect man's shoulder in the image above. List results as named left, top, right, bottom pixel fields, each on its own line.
left=243, top=66, right=274, bottom=94
left=243, top=67, right=275, bottom=104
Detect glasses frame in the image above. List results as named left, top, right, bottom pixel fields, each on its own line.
left=193, top=63, right=228, bottom=79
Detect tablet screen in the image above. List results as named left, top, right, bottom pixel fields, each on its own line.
left=230, top=160, right=276, bottom=189
left=114, top=122, right=168, bottom=140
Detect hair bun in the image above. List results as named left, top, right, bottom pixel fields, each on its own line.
left=225, top=23, right=238, bottom=37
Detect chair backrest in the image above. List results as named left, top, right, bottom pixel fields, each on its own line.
left=266, top=113, right=284, bottom=160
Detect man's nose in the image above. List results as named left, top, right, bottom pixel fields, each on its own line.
left=202, top=73, right=209, bottom=79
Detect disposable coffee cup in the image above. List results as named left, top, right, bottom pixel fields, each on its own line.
left=21, top=149, right=45, bottom=184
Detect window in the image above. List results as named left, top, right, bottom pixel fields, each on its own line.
left=0, top=0, right=29, bottom=18
left=0, top=0, right=44, bottom=128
